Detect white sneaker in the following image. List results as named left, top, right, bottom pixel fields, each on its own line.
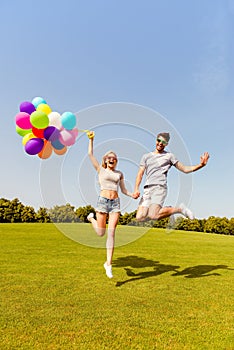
left=179, top=203, right=195, bottom=220
left=104, top=262, right=113, bottom=278
left=169, top=214, right=176, bottom=226
left=87, top=213, right=94, bottom=221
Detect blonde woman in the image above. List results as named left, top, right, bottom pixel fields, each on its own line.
left=87, top=131, right=138, bottom=278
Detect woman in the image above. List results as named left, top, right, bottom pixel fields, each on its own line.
left=87, top=131, right=137, bottom=278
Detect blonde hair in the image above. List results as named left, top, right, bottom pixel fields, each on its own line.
left=101, top=150, right=118, bottom=168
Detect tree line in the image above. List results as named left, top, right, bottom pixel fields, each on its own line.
left=0, top=197, right=233, bottom=235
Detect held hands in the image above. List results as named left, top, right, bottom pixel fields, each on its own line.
left=132, top=191, right=140, bottom=199
left=200, top=152, right=210, bottom=166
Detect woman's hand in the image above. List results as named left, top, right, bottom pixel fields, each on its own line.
left=87, top=131, right=95, bottom=139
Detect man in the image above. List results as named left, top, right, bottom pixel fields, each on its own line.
left=134, top=132, right=210, bottom=221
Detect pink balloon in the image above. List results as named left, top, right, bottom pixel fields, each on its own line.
left=71, top=127, right=78, bottom=138
left=59, top=129, right=76, bottom=146
left=15, top=112, right=32, bottom=130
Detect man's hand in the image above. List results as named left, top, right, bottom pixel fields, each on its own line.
left=200, top=152, right=210, bottom=166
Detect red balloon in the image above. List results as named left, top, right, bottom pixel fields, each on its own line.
left=32, top=126, right=45, bottom=138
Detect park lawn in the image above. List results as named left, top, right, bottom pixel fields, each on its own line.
left=0, top=223, right=233, bottom=350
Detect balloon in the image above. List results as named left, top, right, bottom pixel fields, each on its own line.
left=51, top=139, right=65, bottom=150
left=38, top=141, right=53, bottom=159
left=15, top=97, right=81, bottom=160
left=59, top=129, right=76, bottom=146
left=32, top=96, right=47, bottom=108
left=25, top=138, right=44, bottom=155
left=61, top=112, right=76, bottom=130
left=16, top=126, right=32, bottom=137
left=72, top=127, right=78, bottom=138
left=20, top=101, right=36, bottom=115
left=53, top=146, right=67, bottom=155
left=32, top=126, right=45, bottom=138
left=22, top=133, right=35, bottom=145
left=48, top=111, right=62, bottom=129
left=37, top=103, right=52, bottom=115
left=30, top=110, right=49, bottom=129
left=44, top=126, right=60, bottom=141
left=15, top=112, right=32, bottom=129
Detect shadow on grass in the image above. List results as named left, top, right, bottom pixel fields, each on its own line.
left=171, top=264, right=234, bottom=278
left=113, top=256, right=234, bottom=287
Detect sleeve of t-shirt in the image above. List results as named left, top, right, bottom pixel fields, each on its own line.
left=139, top=153, right=147, bottom=168
left=170, top=153, right=179, bottom=166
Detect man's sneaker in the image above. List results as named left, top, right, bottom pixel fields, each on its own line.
left=179, top=203, right=195, bottom=220
left=87, top=213, right=94, bottom=221
left=104, top=262, right=113, bottom=278
left=169, top=214, right=176, bottom=227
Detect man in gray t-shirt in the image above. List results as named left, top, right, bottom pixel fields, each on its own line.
left=134, top=132, right=210, bottom=222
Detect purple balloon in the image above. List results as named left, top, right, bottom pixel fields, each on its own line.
left=25, top=138, right=44, bottom=155
left=20, top=101, right=36, bottom=115
left=44, top=126, right=60, bottom=141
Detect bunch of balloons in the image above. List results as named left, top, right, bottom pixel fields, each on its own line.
left=15, top=97, right=79, bottom=159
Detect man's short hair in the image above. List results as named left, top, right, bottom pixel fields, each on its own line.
left=157, top=132, right=170, bottom=143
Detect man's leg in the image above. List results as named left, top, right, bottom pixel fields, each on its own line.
left=136, top=206, right=149, bottom=221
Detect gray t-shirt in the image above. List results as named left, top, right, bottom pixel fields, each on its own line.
left=140, top=151, right=178, bottom=188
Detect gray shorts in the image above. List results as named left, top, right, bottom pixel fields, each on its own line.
left=138, top=185, right=167, bottom=208
left=96, top=196, right=120, bottom=214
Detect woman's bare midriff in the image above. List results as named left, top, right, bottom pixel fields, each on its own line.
left=100, top=190, right=119, bottom=199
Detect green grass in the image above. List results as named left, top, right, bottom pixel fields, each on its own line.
left=0, top=223, right=234, bottom=350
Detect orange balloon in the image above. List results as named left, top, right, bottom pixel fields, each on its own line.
left=38, top=141, right=53, bottom=159
left=53, top=146, right=67, bottom=155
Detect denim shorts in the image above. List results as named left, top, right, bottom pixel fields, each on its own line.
left=96, top=196, right=120, bottom=213
left=138, top=185, right=167, bottom=208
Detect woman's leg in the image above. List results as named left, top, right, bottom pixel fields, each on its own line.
left=88, top=212, right=107, bottom=236
left=105, top=212, right=119, bottom=266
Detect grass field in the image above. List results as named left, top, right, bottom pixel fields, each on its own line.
left=1, top=223, right=234, bottom=350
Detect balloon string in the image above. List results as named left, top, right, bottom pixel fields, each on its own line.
left=79, top=129, right=89, bottom=133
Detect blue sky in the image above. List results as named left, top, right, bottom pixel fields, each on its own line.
left=1, top=0, right=234, bottom=219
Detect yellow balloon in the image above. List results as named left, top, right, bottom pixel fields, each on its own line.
left=22, top=133, right=35, bottom=145
left=37, top=103, right=52, bottom=115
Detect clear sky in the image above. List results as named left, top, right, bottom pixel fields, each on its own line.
left=1, top=0, right=234, bottom=219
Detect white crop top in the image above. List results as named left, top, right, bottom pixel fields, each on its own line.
left=98, top=167, right=123, bottom=191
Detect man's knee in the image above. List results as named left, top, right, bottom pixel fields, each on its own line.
left=136, top=208, right=148, bottom=221
left=148, top=213, right=159, bottom=220
left=148, top=205, right=161, bottom=220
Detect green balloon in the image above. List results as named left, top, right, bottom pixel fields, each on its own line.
left=16, top=125, right=32, bottom=137
left=30, top=111, right=49, bottom=129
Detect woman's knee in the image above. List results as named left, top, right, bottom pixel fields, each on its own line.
left=96, top=227, right=106, bottom=236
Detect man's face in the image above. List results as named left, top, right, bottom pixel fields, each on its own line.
left=156, top=136, right=168, bottom=152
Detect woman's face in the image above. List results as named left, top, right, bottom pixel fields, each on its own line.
left=105, top=153, right=117, bottom=168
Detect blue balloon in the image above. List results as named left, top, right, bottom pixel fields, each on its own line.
left=61, top=112, right=76, bottom=130
left=52, top=139, right=65, bottom=150
left=32, top=96, right=47, bottom=108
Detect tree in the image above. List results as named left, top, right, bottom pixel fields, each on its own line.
left=75, top=205, right=95, bottom=222
left=0, top=198, right=25, bottom=222
left=204, top=216, right=230, bottom=235
left=119, top=211, right=137, bottom=225
left=228, top=218, right=234, bottom=235
left=21, top=206, right=37, bottom=222
left=36, top=207, right=51, bottom=223
left=48, top=204, right=78, bottom=223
